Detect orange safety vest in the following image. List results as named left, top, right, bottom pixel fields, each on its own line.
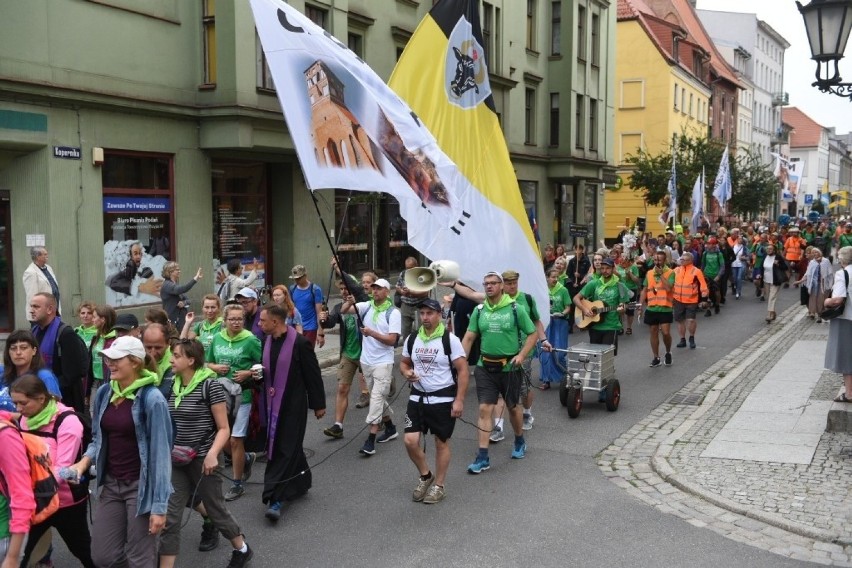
left=672, top=265, right=709, bottom=303
left=784, top=236, right=804, bottom=261
left=646, top=267, right=674, bottom=309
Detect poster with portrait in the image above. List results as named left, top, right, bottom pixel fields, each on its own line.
left=103, top=197, right=171, bottom=307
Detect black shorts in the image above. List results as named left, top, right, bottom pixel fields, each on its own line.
left=404, top=400, right=455, bottom=442
left=473, top=366, right=523, bottom=408
left=644, top=310, right=673, bottom=326
left=588, top=329, right=618, bottom=356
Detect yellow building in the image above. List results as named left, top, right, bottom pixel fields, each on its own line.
left=607, top=0, right=739, bottom=238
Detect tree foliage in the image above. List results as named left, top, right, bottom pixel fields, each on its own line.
left=624, top=131, right=778, bottom=220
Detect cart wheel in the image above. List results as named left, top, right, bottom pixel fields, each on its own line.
left=559, top=379, right=568, bottom=406
left=566, top=386, right=582, bottom=418
left=605, top=379, right=621, bottom=412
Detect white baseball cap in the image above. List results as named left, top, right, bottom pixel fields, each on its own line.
left=371, top=278, right=391, bottom=290
left=100, top=336, right=146, bottom=360
left=235, top=287, right=258, bottom=299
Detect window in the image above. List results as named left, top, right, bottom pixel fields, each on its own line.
left=102, top=151, right=174, bottom=307
left=526, top=0, right=537, bottom=51
left=577, top=5, right=586, bottom=60
left=589, top=99, right=597, bottom=151
left=212, top=162, right=271, bottom=288
left=549, top=93, right=559, bottom=146
left=689, top=93, right=693, bottom=117
left=550, top=1, right=561, bottom=56
left=681, top=88, right=685, bottom=114
left=347, top=32, right=363, bottom=58
left=519, top=181, right=538, bottom=237
left=621, top=80, right=644, bottom=108
left=591, top=13, right=600, bottom=66
left=305, top=4, right=328, bottom=30
left=202, top=0, right=216, bottom=85
left=673, top=83, right=679, bottom=110
left=483, top=3, right=494, bottom=62
left=525, top=88, right=536, bottom=144
left=256, top=32, right=274, bottom=91
left=575, top=94, right=584, bottom=149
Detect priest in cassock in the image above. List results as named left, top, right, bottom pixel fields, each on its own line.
left=257, top=304, right=326, bottom=522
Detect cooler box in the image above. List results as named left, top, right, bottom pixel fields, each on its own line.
left=566, top=343, right=617, bottom=390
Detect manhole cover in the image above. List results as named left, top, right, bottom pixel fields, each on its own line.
left=668, top=392, right=704, bottom=405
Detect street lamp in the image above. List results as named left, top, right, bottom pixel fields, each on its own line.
left=797, top=0, right=852, bottom=98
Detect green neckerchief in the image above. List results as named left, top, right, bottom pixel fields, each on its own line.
left=172, top=367, right=216, bottom=408
left=219, top=328, right=254, bottom=344
left=110, top=370, right=157, bottom=403
left=418, top=322, right=445, bottom=343
left=26, top=398, right=58, bottom=431
left=596, top=274, right=620, bottom=293
left=369, top=298, right=393, bottom=323
left=156, top=347, right=173, bottom=384
left=200, top=317, right=223, bottom=333
left=483, top=293, right=513, bottom=312
left=548, top=281, right=566, bottom=297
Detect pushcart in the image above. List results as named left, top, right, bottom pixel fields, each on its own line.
left=552, top=343, right=620, bottom=418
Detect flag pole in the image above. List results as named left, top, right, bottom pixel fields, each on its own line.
left=307, top=186, right=365, bottom=328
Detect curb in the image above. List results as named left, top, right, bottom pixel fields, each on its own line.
left=647, top=302, right=850, bottom=546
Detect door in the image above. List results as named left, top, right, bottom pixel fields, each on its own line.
left=0, top=191, right=12, bottom=332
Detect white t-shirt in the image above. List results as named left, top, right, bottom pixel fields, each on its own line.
left=831, top=266, right=852, bottom=321
left=356, top=301, right=402, bottom=365
left=403, top=331, right=465, bottom=404
left=763, top=255, right=775, bottom=285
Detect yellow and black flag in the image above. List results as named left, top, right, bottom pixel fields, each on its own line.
left=389, top=0, right=549, bottom=320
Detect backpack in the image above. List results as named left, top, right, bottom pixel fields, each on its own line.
left=202, top=377, right=241, bottom=426
left=289, top=282, right=324, bottom=306
left=361, top=304, right=400, bottom=347
left=0, top=419, right=60, bottom=524
left=30, top=410, right=92, bottom=503
left=406, top=329, right=457, bottom=382
left=217, top=277, right=232, bottom=303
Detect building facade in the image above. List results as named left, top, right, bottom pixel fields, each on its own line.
left=783, top=107, right=829, bottom=217
left=0, top=0, right=615, bottom=330
left=697, top=10, right=790, bottom=167
left=607, top=0, right=739, bottom=238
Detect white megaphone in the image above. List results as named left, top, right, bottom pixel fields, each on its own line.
left=404, top=260, right=461, bottom=293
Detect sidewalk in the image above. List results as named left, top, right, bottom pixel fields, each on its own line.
left=599, top=304, right=852, bottom=566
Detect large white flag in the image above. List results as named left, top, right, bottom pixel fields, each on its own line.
left=250, top=0, right=549, bottom=326
left=712, top=145, right=732, bottom=211
left=690, top=170, right=704, bottom=235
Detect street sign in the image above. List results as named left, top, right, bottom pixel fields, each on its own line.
left=569, top=224, right=589, bottom=238
left=804, top=194, right=813, bottom=204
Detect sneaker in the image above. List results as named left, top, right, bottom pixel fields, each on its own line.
left=227, top=544, right=254, bottom=568
left=355, top=392, right=370, bottom=408
left=664, top=352, right=672, bottom=366
left=323, top=424, right=344, bottom=439
left=467, top=455, right=490, bottom=474
left=423, top=484, right=445, bottom=504
left=489, top=426, right=505, bottom=443
left=704, top=309, right=712, bottom=317
left=242, top=452, right=256, bottom=483
left=198, top=522, right=220, bottom=551
left=689, top=337, right=696, bottom=349
left=522, top=413, right=534, bottom=431
left=376, top=424, right=398, bottom=443
left=412, top=472, right=435, bottom=502
left=649, top=357, right=661, bottom=368
left=676, top=338, right=687, bottom=349
left=224, top=484, right=245, bottom=502
left=265, top=501, right=282, bottom=522
left=359, top=438, right=376, bottom=456
left=511, top=440, right=527, bottom=459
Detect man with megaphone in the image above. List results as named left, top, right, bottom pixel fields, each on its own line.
left=396, top=256, right=430, bottom=338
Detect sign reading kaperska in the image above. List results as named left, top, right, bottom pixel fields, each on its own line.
left=53, top=146, right=81, bottom=160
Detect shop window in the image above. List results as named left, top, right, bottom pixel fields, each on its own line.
left=102, top=151, right=174, bottom=307
left=211, top=162, right=270, bottom=291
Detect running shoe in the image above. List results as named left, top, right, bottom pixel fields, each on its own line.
left=412, top=472, right=435, bottom=502
left=649, top=357, right=661, bottom=368
left=489, top=426, right=505, bottom=443
left=664, top=352, right=672, bottom=366
left=467, top=456, right=490, bottom=474
left=423, top=484, right=446, bottom=504
left=511, top=440, right=527, bottom=459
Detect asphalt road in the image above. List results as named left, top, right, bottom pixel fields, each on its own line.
left=52, top=286, right=813, bottom=567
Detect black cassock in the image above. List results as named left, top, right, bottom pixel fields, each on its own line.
left=262, top=331, right=326, bottom=504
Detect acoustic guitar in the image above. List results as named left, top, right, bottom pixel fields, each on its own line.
left=574, top=299, right=641, bottom=329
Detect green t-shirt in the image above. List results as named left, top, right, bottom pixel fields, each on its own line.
left=341, top=313, right=362, bottom=361
left=548, top=283, right=571, bottom=314
left=840, top=233, right=852, bottom=249
left=579, top=276, right=630, bottom=331
left=467, top=297, right=536, bottom=370
left=91, top=331, right=117, bottom=381
left=642, top=269, right=676, bottom=312
left=206, top=329, right=262, bottom=404
left=702, top=251, right=724, bottom=278
left=192, top=318, right=223, bottom=351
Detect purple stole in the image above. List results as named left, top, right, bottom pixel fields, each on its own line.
left=261, top=326, right=297, bottom=460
